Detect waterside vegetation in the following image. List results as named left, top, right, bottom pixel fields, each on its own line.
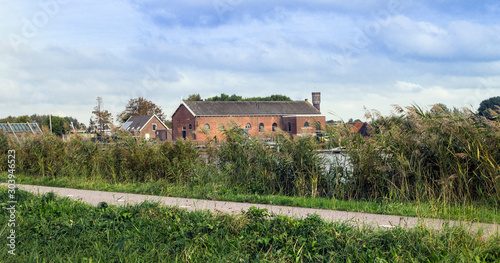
left=0, top=104, right=499, bottom=223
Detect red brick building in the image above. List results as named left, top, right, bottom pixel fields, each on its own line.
left=171, top=94, right=325, bottom=141
left=350, top=122, right=369, bottom=136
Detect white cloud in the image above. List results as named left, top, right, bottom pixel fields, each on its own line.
left=380, top=15, right=500, bottom=61
left=1, top=0, right=500, bottom=124
left=394, top=81, right=424, bottom=92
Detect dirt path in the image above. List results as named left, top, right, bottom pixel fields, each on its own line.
left=5, top=183, right=499, bottom=238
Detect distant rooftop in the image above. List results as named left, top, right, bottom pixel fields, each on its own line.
left=0, top=123, right=43, bottom=134
left=181, top=101, right=322, bottom=117
left=121, top=115, right=168, bottom=132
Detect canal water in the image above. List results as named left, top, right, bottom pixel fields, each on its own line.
left=319, top=152, right=351, bottom=170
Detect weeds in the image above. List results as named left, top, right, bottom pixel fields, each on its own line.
left=331, top=105, right=500, bottom=205
left=1, top=187, right=498, bottom=262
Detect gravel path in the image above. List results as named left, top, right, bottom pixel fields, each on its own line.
left=5, top=183, right=499, bottom=238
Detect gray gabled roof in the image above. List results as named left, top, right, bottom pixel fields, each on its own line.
left=0, top=123, right=42, bottom=134
left=121, top=115, right=168, bottom=132
left=180, top=101, right=321, bottom=117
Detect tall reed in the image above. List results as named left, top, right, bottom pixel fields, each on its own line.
left=334, top=105, right=500, bottom=204
left=6, top=133, right=201, bottom=184
left=215, top=123, right=329, bottom=197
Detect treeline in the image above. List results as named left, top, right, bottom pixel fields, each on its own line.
left=188, top=93, right=292, bottom=102
left=0, top=114, right=84, bottom=136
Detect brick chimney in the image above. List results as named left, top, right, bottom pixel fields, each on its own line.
left=312, top=92, right=321, bottom=112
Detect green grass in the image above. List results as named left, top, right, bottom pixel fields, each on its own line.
left=1, top=187, right=499, bottom=262
left=5, top=172, right=499, bottom=224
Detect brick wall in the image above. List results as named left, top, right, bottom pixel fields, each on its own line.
left=172, top=104, right=326, bottom=141
left=139, top=117, right=168, bottom=140
left=282, top=116, right=325, bottom=137
left=194, top=115, right=286, bottom=141
left=171, top=105, right=196, bottom=140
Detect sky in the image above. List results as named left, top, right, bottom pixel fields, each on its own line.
left=1, top=0, right=500, bottom=125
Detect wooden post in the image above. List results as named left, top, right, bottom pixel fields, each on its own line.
left=35, top=123, right=43, bottom=134
left=7, top=122, right=20, bottom=143
left=27, top=122, right=35, bottom=134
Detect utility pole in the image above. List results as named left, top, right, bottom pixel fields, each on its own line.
left=49, top=114, right=52, bottom=133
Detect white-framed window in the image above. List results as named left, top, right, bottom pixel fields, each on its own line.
left=245, top=123, right=251, bottom=129
left=304, top=122, right=309, bottom=128
left=152, top=124, right=157, bottom=131
left=272, top=123, right=278, bottom=132
left=204, top=124, right=210, bottom=130
left=259, top=123, right=264, bottom=133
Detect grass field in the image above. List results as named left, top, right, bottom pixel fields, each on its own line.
left=1, top=187, right=499, bottom=262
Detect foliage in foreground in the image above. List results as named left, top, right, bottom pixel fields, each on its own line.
left=1, top=187, right=499, bottom=262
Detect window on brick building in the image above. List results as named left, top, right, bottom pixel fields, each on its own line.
left=152, top=124, right=157, bottom=131
left=272, top=123, right=277, bottom=132
left=204, top=124, right=210, bottom=130
left=304, top=122, right=309, bottom=128
left=245, top=123, right=251, bottom=129
left=189, top=124, right=192, bottom=130
left=259, top=123, right=264, bottom=133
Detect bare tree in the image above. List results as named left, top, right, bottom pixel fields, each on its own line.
left=92, top=97, right=112, bottom=134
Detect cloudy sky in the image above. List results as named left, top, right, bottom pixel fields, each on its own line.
left=1, top=0, right=499, bottom=124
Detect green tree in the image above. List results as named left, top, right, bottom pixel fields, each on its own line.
left=478, top=96, right=500, bottom=120
left=17, top=115, right=31, bottom=123
left=205, top=93, right=243, bottom=101
left=245, top=94, right=292, bottom=101
left=42, top=116, right=70, bottom=136
left=0, top=116, right=17, bottom=123
left=29, top=114, right=47, bottom=126
left=205, top=93, right=292, bottom=101
left=117, top=97, right=165, bottom=123
left=88, top=118, right=95, bottom=133
left=186, top=94, right=202, bottom=101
